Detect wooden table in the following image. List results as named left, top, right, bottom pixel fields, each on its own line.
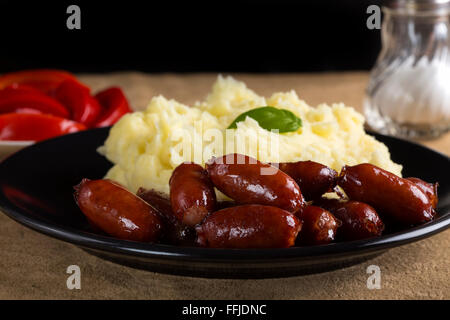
left=0, top=72, right=448, bottom=299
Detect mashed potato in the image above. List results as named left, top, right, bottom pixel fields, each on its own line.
left=99, top=76, right=402, bottom=199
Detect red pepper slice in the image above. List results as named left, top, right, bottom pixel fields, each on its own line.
left=0, top=113, right=86, bottom=141
left=54, top=80, right=102, bottom=127
left=0, top=87, right=70, bottom=118
left=0, top=69, right=88, bottom=95
left=12, top=108, right=43, bottom=115
left=5, top=83, right=43, bottom=92
left=93, top=87, right=132, bottom=127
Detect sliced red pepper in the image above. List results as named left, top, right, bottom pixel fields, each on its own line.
left=0, top=87, right=70, bottom=118
left=12, top=108, right=43, bottom=115
left=54, top=80, right=102, bottom=127
left=93, top=87, right=132, bottom=127
left=0, top=113, right=86, bottom=141
left=0, top=69, right=88, bottom=95
left=5, top=83, right=43, bottom=92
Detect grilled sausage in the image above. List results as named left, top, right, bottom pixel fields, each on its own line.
left=206, top=154, right=305, bottom=213
left=169, top=162, right=216, bottom=226
left=74, top=179, right=163, bottom=242
left=136, top=188, right=195, bottom=246
left=316, top=198, right=384, bottom=240
left=338, top=164, right=436, bottom=225
left=196, top=204, right=302, bottom=248
left=406, top=177, right=438, bottom=209
left=278, top=161, right=337, bottom=200
left=296, top=205, right=340, bottom=245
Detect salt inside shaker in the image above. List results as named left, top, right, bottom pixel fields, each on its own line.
left=364, top=0, right=450, bottom=139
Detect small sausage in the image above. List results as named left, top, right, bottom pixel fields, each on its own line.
left=196, top=205, right=302, bottom=248
left=316, top=198, right=384, bottom=240
left=137, top=188, right=172, bottom=217
left=74, top=179, right=163, bottom=242
left=136, top=188, right=196, bottom=246
left=278, top=161, right=337, bottom=200
left=338, top=164, right=436, bottom=225
left=406, top=177, right=438, bottom=209
left=206, top=154, right=305, bottom=213
left=169, top=162, right=217, bottom=226
left=296, top=205, right=340, bottom=245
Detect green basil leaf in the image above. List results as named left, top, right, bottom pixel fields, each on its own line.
left=227, top=106, right=302, bottom=133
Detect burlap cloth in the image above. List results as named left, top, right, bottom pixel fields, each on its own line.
left=0, top=72, right=448, bottom=299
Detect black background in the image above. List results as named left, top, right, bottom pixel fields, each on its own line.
left=0, top=0, right=382, bottom=73
left=0, top=300, right=443, bottom=317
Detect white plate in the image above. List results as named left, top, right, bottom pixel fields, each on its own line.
left=0, top=141, right=34, bottom=161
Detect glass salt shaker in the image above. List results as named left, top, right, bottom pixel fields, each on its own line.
left=364, top=0, right=450, bottom=139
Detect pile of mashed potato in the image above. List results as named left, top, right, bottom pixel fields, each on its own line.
left=99, top=76, right=402, bottom=199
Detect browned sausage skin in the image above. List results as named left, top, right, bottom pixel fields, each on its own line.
left=196, top=205, right=302, bottom=248
left=74, top=179, right=163, bottom=242
left=136, top=188, right=196, bottom=246
left=137, top=188, right=235, bottom=217
left=316, top=198, right=384, bottom=240
left=137, top=188, right=172, bottom=217
left=406, top=177, right=438, bottom=209
left=296, top=205, right=340, bottom=245
left=338, top=164, right=436, bottom=225
left=169, top=162, right=217, bottom=226
left=206, top=154, right=305, bottom=214
left=278, top=161, right=337, bottom=200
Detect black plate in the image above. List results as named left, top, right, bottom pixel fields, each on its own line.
left=0, top=127, right=449, bottom=278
